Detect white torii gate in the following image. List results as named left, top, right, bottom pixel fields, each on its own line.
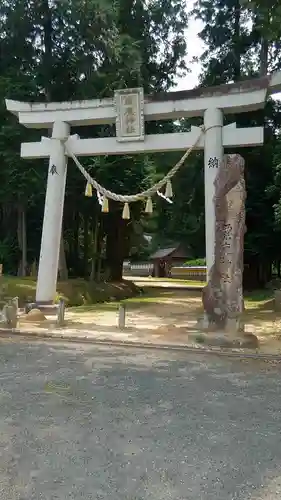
left=5, top=72, right=281, bottom=305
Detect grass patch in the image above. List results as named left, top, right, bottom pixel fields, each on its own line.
left=244, top=289, right=273, bottom=305
left=70, top=288, right=203, bottom=314
left=71, top=288, right=275, bottom=313
left=245, top=289, right=273, bottom=302
left=0, top=276, right=141, bottom=307
left=244, top=290, right=274, bottom=316
left=1, top=274, right=276, bottom=329
left=70, top=302, right=120, bottom=313
left=124, top=295, right=170, bottom=305
left=195, top=334, right=205, bottom=344
left=127, top=277, right=205, bottom=287
left=70, top=294, right=167, bottom=313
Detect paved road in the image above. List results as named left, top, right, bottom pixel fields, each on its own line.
left=0, top=341, right=281, bottom=500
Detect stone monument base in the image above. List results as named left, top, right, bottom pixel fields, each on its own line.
left=189, top=330, right=259, bottom=349
left=197, top=313, right=244, bottom=334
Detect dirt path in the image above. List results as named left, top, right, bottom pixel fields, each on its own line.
left=16, top=289, right=281, bottom=352
left=65, top=290, right=281, bottom=338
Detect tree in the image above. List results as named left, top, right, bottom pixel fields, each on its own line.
left=192, top=0, right=253, bottom=84
left=0, top=0, right=191, bottom=282
left=73, top=0, right=189, bottom=281
left=192, top=0, right=281, bottom=287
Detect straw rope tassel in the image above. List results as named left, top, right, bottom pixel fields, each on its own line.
left=65, top=127, right=204, bottom=205
left=164, top=179, right=173, bottom=198
left=101, top=197, right=109, bottom=213
left=145, top=197, right=153, bottom=214
left=122, top=202, right=130, bottom=220
left=85, top=182, right=93, bottom=197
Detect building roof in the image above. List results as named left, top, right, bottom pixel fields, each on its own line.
left=150, top=247, right=179, bottom=260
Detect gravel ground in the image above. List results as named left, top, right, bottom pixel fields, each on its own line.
left=0, top=340, right=281, bottom=499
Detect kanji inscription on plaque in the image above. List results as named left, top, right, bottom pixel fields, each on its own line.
left=115, top=88, right=144, bottom=142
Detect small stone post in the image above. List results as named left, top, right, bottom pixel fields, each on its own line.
left=118, top=303, right=126, bottom=329
left=2, top=298, right=18, bottom=329
left=57, top=298, right=65, bottom=326
left=0, top=264, right=3, bottom=311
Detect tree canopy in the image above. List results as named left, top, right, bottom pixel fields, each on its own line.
left=1, top=0, right=281, bottom=287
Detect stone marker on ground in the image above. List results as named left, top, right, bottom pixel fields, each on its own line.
left=202, top=154, right=245, bottom=333
left=1, top=297, right=18, bottom=329
left=57, top=298, right=65, bottom=326
left=118, top=303, right=126, bottom=329
left=23, top=308, right=47, bottom=322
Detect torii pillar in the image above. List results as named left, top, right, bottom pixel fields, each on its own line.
left=36, top=121, right=70, bottom=303
left=204, top=108, right=223, bottom=278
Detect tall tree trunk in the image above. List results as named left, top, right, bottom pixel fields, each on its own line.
left=58, top=231, right=68, bottom=280
left=233, top=0, right=241, bottom=81
left=17, top=204, right=27, bottom=277
left=73, top=210, right=80, bottom=276
left=259, top=8, right=270, bottom=77
left=244, top=17, right=270, bottom=290
left=21, top=206, right=27, bottom=277
left=41, top=0, right=53, bottom=101
left=259, top=20, right=270, bottom=281
left=96, top=225, right=104, bottom=283
left=105, top=210, right=130, bottom=282
left=97, top=247, right=102, bottom=282
left=83, top=213, right=89, bottom=278
left=90, top=216, right=99, bottom=281
left=260, top=38, right=268, bottom=77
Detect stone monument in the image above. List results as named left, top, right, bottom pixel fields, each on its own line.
left=202, top=154, right=246, bottom=332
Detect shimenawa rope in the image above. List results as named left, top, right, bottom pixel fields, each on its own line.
left=64, top=126, right=205, bottom=204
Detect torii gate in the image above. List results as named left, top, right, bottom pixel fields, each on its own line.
left=5, top=72, right=281, bottom=305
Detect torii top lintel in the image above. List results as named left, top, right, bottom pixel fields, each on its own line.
left=5, top=71, right=281, bottom=129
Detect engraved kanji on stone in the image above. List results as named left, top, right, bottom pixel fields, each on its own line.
left=124, top=107, right=137, bottom=134
left=50, top=164, right=58, bottom=175
left=221, top=272, right=232, bottom=283
left=208, top=157, right=219, bottom=169
left=123, top=96, right=133, bottom=106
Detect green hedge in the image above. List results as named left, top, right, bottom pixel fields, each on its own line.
left=184, top=258, right=206, bottom=267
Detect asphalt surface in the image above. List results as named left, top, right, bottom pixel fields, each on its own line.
left=0, top=341, right=281, bottom=500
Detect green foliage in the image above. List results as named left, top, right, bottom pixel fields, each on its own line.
left=191, top=0, right=281, bottom=287
left=0, top=237, right=18, bottom=272
left=2, top=0, right=281, bottom=290
left=242, top=0, right=281, bottom=42
left=185, top=258, right=206, bottom=267
left=0, top=0, right=190, bottom=280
